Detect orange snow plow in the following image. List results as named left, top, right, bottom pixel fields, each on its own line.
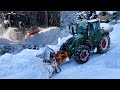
left=27, top=29, right=41, bottom=36
left=55, top=51, right=69, bottom=64
left=40, top=46, right=69, bottom=78
left=26, top=27, right=52, bottom=37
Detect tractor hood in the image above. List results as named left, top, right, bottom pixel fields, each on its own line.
left=65, top=34, right=84, bottom=45
left=61, top=33, right=84, bottom=57
left=74, top=34, right=84, bottom=39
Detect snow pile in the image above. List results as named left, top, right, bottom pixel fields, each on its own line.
left=2, top=27, right=25, bottom=42
left=0, top=32, right=72, bottom=79
left=0, top=27, right=61, bottom=56
left=0, top=38, right=12, bottom=45
left=0, top=48, right=50, bottom=79
left=100, top=23, right=113, bottom=32
left=0, top=25, right=25, bottom=44
left=0, top=26, right=61, bottom=45
left=0, top=24, right=6, bottom=36
left=60, top=27, right=70, bottom=38
left=23, top=27, right=60, bottom=45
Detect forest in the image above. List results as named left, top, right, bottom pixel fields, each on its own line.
left=0, top=11, right=60, bottom=27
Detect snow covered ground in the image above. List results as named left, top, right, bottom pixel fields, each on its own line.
left=0, top=32, right=72, bottom=79
left=0, top=20, right=120, bottom=79
left=0, top=48, right=50, bottom=79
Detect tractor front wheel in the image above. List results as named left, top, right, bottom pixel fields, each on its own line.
left=74, top=45, right=90, bottom=64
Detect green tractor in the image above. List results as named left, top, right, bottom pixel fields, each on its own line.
left=60, top=19, right=110, bottom=64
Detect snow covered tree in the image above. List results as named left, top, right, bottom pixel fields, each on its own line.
left=60, top=11, right=79, bottom=29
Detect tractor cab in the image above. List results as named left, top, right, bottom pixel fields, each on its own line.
left=87, top=19, right=100, bottom=39
left=75, top=19, right=100, bottom=40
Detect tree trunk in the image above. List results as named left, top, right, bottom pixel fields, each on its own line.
left=45, top=11, right=48, bottom=27
left=48, top=11, right=60, bottom=27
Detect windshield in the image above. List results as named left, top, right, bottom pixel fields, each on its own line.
left=77, top=20, right=87, bottom=29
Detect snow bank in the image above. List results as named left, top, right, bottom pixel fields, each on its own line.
left=0, top=24, right=6, bottom=36
left=2, top=27, right=25, bottom=42
left=103, top=22, right=120, bottom=69
left=0, top=34, right=72, bottom=79
left=0, top=27, right=25, bottom=43
left=23, top=27, right=60, bottom=45
left=0, top=26, right=60, bottom=45
left=100, top=23, right=113, bottom=32
left=60, top=27, right=70, bottom=38
left=0, top=49, right=50, bottom=79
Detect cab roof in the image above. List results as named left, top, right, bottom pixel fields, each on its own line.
left=87, top=19, right=99, bottom=22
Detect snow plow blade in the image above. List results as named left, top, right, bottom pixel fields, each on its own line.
left=41, top=46, right=70, bottom=78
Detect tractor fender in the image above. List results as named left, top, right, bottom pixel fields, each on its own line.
left=97, top=30, right=109, bottom=41
left=60, top=34, right=84, bottom=57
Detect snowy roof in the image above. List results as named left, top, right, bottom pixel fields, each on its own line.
left=87, top=19, right=99, bottom=22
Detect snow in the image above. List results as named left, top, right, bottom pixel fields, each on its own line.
left=0, top=18, right=120, bottom=79
left=96, top=11, right=115, bottom=15
left=1, top=27, right=25, bottom=42
left=0, top=26, right=60, bottom=45
left=0, top=49, right=50, bottom=79
left=23, top=27, right=60, bottom=45
left=0, top=28, right=72, bottom=79
left=100, top=23, right=113, bottom=32
left=60, top=11, right=79, bottom=29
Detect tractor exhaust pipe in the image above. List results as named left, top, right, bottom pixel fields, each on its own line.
left=72, top=25, right=75, bottom=36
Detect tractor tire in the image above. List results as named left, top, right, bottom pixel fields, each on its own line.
left=74, top=45, right=90, bottom=64
left=97, top=34, right=110, bottom=54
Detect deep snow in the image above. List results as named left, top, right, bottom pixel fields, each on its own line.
left=23, top=27, right=60, bottom=45
left=0, top=48, right=50, bottom=79
left=0, top=33, right=72, bottom=79
left=0, top=20, right=120, bottom=79
left=0, top=26, right=60, bottom=45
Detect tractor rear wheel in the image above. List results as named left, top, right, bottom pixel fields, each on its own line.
left=74, top=45, right=90, bottom=64
left=97, top=34, right=110, bottom=54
